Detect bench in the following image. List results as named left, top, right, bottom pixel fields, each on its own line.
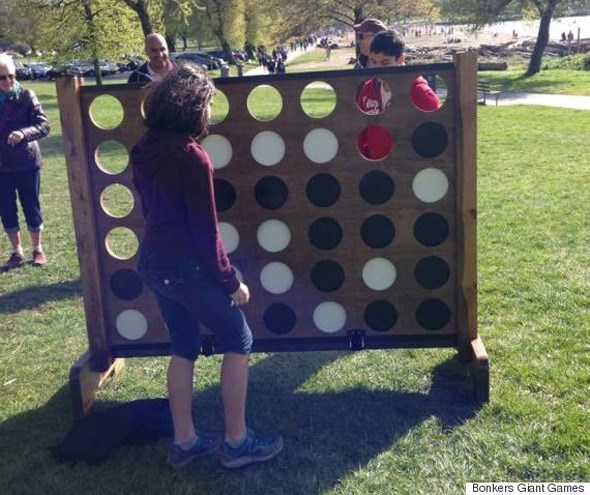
left=477, top=79, right=502, bottom=106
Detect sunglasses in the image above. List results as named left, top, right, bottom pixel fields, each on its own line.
left=0, top=74, right=16, bottom=81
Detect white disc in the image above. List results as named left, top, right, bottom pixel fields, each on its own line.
left=116, top=309, right=148, bottom=340
left=201, top=134, right=233, bottom=169
left=260, top=262, right=294, bottom=294
left=362, top=258, right=397, bottom=291
left=313, top=301, right=347, bottom=333
left=251, top=131, right=286, bottom=166
left=412, top=167, right=449, bottom=203
left=219, top=222, right=239, bottom=253
left=303, top=128, right=338, bottom=164
left=256, top=219, right=291, bottom=252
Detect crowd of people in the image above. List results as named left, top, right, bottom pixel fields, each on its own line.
left=0, top=19, right=440, bottom=469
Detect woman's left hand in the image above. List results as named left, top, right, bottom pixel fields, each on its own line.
left=7, top=131, right=24, bottom=146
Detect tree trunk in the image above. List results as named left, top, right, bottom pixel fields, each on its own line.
left=82, top=0, right=103, bottom=86
left=165, top=32, right=176, bottom=53
left=525, top=0, right=559, bottom=77
left=220, top=38, right=235, bottom=63
left=122, top=0, right=153, bottom=36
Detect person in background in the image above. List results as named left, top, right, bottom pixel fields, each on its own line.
left=356, top=30, right=440, bottom=160
left=131, top=63, right=283, bottom=470
left=0, top=53, right=50, bottom=271
left=127, top=33, right=175, bottom=84
left=365, top=29, right=440, bottom=111
left=353, top=18, right=387, bottom=68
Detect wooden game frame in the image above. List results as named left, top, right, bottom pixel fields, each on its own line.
left=57, top=50, right=488, bottom=416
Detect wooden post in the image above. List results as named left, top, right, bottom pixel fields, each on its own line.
left=56, top=77, right=123, bottom=413
left=454, top=51, right=489, bottom=402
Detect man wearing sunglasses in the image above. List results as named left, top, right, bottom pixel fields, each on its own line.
left=0, top=53, right=50, bottom=270
left=353, top=18, right=387, bottom=69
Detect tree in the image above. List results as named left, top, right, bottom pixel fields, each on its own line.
left=444, top=0, right=570, bottom=77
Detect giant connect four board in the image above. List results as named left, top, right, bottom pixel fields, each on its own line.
left=56, top=50, right=488, bottom=414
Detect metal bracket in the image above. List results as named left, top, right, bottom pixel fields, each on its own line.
left=348, top=330, right=366, bottom=351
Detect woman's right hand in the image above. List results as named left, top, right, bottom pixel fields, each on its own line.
left=230, top=282, right=250, bottom=306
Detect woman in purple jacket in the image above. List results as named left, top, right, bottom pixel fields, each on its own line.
left=0, top=54, right=50, bottom=270
left=131, top=64, right=282, bottom=469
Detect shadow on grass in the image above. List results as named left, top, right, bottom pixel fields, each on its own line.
left=0, top=350, right=481, bottom=494
left=0, top=279, right=81, bottom=313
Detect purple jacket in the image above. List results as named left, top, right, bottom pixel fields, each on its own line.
left=131, top=130, right=240, bottom=295
left=0, top=87, right=50, bottom=173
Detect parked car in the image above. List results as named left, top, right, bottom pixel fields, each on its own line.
left=193, top=52, right=225, bottom=70
left=46, top=62, right=85, bottom=79
left=25, top=62, right=52, bottom=79
left=118, top=55, right=144, bottom=72
left=14, top=61, right=33, bottom=80
left=171, top=52, right=215, bottom=71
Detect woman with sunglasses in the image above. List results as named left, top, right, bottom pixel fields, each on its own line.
left=0, top=53, right=50, bottom=271
left=353, top=18, right=387, bottom=68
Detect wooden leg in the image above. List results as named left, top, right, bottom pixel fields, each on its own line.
left=458, top=337, right=489, bottom=403
left=69, top=350, right=124, bottom=418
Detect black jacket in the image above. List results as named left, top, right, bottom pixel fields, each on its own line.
left=127, top=62, right=153, bottom=84
left=0, top=86, right=50, bottom=172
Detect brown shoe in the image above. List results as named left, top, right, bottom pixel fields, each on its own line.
left=32, top=250, right=47, bottom=266
left=2, top=252, right=25, bottom=271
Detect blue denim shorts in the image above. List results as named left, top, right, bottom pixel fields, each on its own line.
left=138, top=248, right=253, bottom=361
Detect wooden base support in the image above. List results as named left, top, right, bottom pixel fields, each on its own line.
left=69, top=350, right=124, bottom=418
left=469, top=337, right=489, bottom=402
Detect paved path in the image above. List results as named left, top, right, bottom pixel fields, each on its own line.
left=494, top=92, right=590, bottom=110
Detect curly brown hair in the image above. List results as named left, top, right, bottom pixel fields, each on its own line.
left=143, top=63, right=215, bottom=138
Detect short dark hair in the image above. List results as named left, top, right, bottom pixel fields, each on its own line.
left=143, top=63, right=215, bottom=138
left=370, top=30, right=405, bottom=60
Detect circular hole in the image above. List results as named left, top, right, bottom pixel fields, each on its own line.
left=411, top=122, right=448, bottom=158
left=95, top=140, right=129, bottom=175
left=89, top=94, right=124, bottom=130
left=311, top=260, right=344, bottom=292
left=313, top=301, right=347, bottom=333
left=361, top=215, right=395, bottom=248
left=247, top=85, right=283, bottom=121
left=359, top=171, right=394, bottom=205
left=115, top=309, right=148, bottom=340
left=306, top=173, right=341, bottom=207
left=308, top=217, right=342, bottom=250
left=105, top=227, right=138, bottom=260
left=303, top=128, right=338, bottom=164
left=211, top=89, right=229, bottom=124
left=110, top=269, right=143, bottom=300
left=357, top=124, right=393, bottom=161
left=260, top=262, right=294, bottom=294
left=413, top=213, right=449, bottom=246
left=100, top=183, right=135, bottom=218
left=362, top=258, right=397, bottom=291
left=214, top=179, right=237, bottom=212
left=412, top=168, right=449, bottom=203
left=251, top=131, right=285, bottom=166
left=257, top=219, right=291, bottom=253
left=356, top=77, right=392, bottom=115
left=364, top=300, right=398, bottom=332
left=415, top=256, right=450, bottom=289
left=416, top=299, right=451, bottom=331
left=254, top=176, right=288, bottom=210
left=219, top=222, right=239, bottom=253
left=411, top=74, right=446, bottom=112
left=300, top=81, right=337, bottom=118
left=264, top=303, right=297, bottom=334
left=201, top=134, right=233, bottom=169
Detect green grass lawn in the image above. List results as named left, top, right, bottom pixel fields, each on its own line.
left=0, top=79, right=589, bottom=494
left=479, top=69, right=590, bottom=95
